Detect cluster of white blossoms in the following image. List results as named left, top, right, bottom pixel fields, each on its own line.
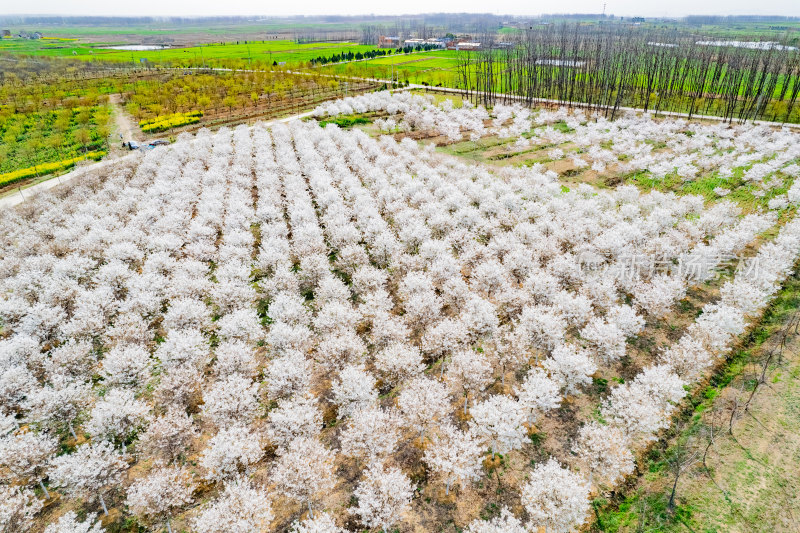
left=315, top=91, right=800, bottom=209
left=2, top=102, right=799, bottom=532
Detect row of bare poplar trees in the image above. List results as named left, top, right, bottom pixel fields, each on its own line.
left=457, top=23, right=800, bottom=123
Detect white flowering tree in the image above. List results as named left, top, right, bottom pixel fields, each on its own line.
left=469, top=395, right=527, bottom=458
left=351, top=462, right=414, bottom=533
left=542, top=343, right=596, bottom=395
left=331, top=364, right=378, bottom=419
left=659, top=336, right=713, bottom=381
left=100, top=344, right=152, bottom=389
left=266, top=393, right=322, bottom=449
left=0, top=430, right=58, bottom=498
left=580, top=318, right=626, bottom=363
left=396, top=376, right=450, bottom=439
left=445, top=349, right=492, bottom=415
left=50, top=440, right=128, bottom=515
left=125, top=466, right=195, bottom=533
left=289, top=511, right=344, bottom=533
left=193, top=477, right=274, bottom=533
left=264, top=350, right=311, bottom=400
left=0, top=485, right=42, bottom=533
left=201, top=375, right=259, bottom=427
left=85, top=388, right=151, bottom=443
left=514, top=368, right=561, bottom=424
left=25, top=376, right=92, bottom=439
left=43, top=511, right=104, bottom=533
left=137, top=408, right=197, bottom=464
left=463, top=507, right=527, bottom=533
left=339, top=407, right=400, bottom=462
left=602, top=365, right=687, bottom=443
left=199, top=425, right=264, bottom=482
left=374, top=342, right=425, bottom=388
left=520, top=458, right=590, bottom=533
left=572, top=422, right=634, bottom=487
left=423, top=423, right=483, bottom=495
left=271, top=436, right=336, bottom=518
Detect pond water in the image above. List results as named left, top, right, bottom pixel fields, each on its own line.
left=696, top=40, right=798, bottom=51
left=535, top=59, right=586, bottom=67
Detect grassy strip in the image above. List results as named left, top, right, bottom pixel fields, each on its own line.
left=591, top=268, right=800, bottom=531
left=318, top=115, right=371, bottom=128
left=0, top=151, right=106, bottom=188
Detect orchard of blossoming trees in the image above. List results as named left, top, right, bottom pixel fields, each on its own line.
left=2, top=94, right=800, bottom=532
left=315, top=92, right=800, bottom=205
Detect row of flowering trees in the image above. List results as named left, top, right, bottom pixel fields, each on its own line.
left=315, top=92, right=800, bottom=207
left=1, top=101, right=799, bottom=532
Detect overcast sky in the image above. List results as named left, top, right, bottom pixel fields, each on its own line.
left=3, top=0, right=800, bottom=18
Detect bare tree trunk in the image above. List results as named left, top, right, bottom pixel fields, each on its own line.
left=39, top=479, right=49, bottom=499
left=668, top=469, right=680, bottom=510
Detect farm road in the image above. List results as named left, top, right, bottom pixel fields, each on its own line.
left=108, top=93, right=141, bottom=145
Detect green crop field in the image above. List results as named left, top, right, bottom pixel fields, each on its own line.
left=0, top=105, right=110, bottom=177
left=362, top=52, right=458, bottom=68
left=0, top=37, right=380, bottom=67
left=0, top=20, right=360, bottom=40
left=318, top=50, right=465, bottom=85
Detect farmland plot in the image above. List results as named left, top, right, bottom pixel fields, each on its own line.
left=2, top=100, right=800, bottom=532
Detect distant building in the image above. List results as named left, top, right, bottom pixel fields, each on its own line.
left=378, top=36, right=401, bottom=48
left=17, top=31, right=43, bottom=39
left=446, top=41, right=482, bottom=51
left=425, top=38, right=446, bottom=48
left=404, top=38, right=445, bottom=49
left=1, top=30, right=10, bottom=38
left=456, top=42, right=482, bottom=51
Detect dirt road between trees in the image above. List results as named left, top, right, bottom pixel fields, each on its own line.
left=108, top=93, right=141, bottom=145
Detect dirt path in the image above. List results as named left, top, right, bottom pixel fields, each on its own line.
left=108, top=94, right=141, bottom=145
